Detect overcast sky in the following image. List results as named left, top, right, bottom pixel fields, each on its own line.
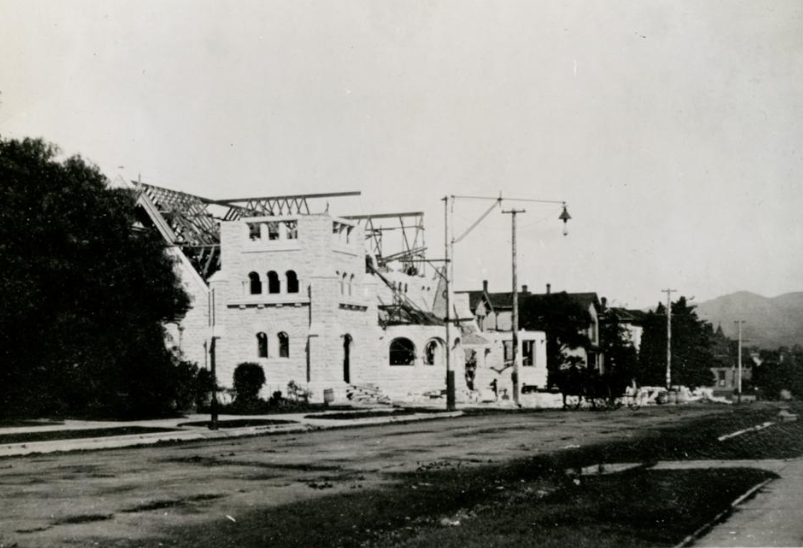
left=2, top=0, right=802, bottom=308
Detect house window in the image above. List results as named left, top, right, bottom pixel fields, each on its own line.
left=257, top=332, right=268, bottom=358
left=389, top=338, right=416, bottom=366
left=522, top=340, right=534, bottom=367
left=342, top=273, right=348, bottom=295
left=248, top=223, right=261, bottom=241
left=718, top=370, right=726, bottom=387
left=249, top=272, right=262, bottom=295
left=278, top=332, right=289, bottom=358
left=349, top=274, right=354, bottom=296
left=424, top=339, right=442, bottom=366
left=267, top=271, right=281, bottom=294
left=286, top=270, right=299, bottom=293
left=503, top=340, right=513, bottom=365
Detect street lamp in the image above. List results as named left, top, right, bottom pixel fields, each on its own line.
left=559, top=204, right=572, bottom=236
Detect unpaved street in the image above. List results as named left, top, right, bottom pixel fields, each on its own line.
left=0, top=406, right=738, bottom=546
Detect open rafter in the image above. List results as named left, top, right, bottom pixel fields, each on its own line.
left=215, top=191, right=361, bottom=216
left=345, top=212, right=426, bottom=273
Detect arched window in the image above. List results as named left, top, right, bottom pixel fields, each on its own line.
left=278, top=332, right=289, bottom=358
left=389, top=338, right=416, bottom=366
left=286, top=270, right=299, bottom=294
left=424, top=339, right=443, bottom=366
left=342, top=273, right=348, bottom=295
left=348, top=274, right=354, bottom=296
left=249, top=272, right=262, bottom=295
left=267, top=271, right=280, bottom=294
left=256, top=332, right=268, bottom=358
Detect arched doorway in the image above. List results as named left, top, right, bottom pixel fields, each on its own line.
left=343, top=334, right=353, bottom=383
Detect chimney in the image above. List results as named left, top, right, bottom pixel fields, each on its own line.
left=601, top=297, right=608, bottom=311
left=522, top=284, right=528, bottom=294
left=546, top=283, right=551, bottom=294
left=482, top=280, right=488, bottom=293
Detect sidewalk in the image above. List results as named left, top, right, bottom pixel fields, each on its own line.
left=693, top=456, right=803, bottom=547
left=0, top=409, right=463, bottom=458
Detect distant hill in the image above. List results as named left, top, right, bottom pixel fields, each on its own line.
left=694, top=291, right=803, bottom=349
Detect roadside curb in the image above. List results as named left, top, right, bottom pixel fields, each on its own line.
left=0, top=411, right=463, bottom=458
left=673, top=477, right=776, bottom=548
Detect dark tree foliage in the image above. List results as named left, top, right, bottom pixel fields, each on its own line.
left=637, top=296, right=716, bottom=389
left=752, top=346, right=803, bottom=399
left=0, top=136, right=190, bottom=418
left=233, top=362, right=266, bottom=406
left=598, top=313, right=639, bottom=397
left=519, top=292, right=591, bottom=388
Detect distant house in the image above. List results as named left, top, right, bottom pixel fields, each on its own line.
left=456, top=282, right=603, bottom=380
left=453, top=281, right=548, bottom=391
left=601, top=305, right=647, bottom=354
left=708, top=324, right=752, bottom=396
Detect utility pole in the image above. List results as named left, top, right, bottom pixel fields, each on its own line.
left=208, top=288, right=219, bottom=430
left=662, top=289, right=676, bottom=389
left=503, top=209, right=525, bottom=406
left=442, top=197, right=455, bottom=411
left=734, top=320, right=745, bottom=403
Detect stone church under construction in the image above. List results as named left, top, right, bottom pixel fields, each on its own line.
left=134, top=182, right=547, bottom=403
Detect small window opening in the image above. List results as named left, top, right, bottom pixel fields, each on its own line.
left=268, top=222, right=280, bottom=240
left=249, top=272, right=262, bottom=295
left=286, top=270, right=299, bottom=294
left=257, top=332, right=268, bottom=358
left=389, top=338, right=416, bottom=366
left=278, top=332, right=289, bottom=358
left=267, top=271, right=281, bottom=294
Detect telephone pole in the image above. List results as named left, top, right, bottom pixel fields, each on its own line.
left=442, top=197, right=455, bottom=411
left=734, top=320, right=746, bottom=402
left=208, top=288, right=219, bottom=430
left=503, top=208, right=525, bottom=406
left=662, top=289, right=676, bottom=389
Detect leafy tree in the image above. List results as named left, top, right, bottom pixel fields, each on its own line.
left=753, top=346, right=803, bottom=399
left=0, top=136, right=190, bottom=417
left=637, top=296, right=715, bottom=388
left=598, top=311, right=639, bottom=397
left=519, top=292, right=591, bottom=388
left=233, top=362, right=266, bottom=406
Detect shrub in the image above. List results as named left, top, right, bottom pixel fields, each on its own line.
left=233, top=362, right=266, bottom=405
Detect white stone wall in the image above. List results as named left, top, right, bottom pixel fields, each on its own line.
left=468, top=330, right=548, bottom=398
left=179, top=212, right=473, bottom=403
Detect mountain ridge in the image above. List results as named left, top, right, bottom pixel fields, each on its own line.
left=694, top=291, right=803, bottom=348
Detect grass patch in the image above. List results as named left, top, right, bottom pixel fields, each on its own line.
left=304, top=409, right=418, bottom=420
left=0, top=419, right=64, bottom=428
left=178, top=419, right=294, bottom=428
left=381, top=468, right=774, bottom=548
left=204, top=403, right=355, bottom=415
left=0, top=426, right=178, bottom=445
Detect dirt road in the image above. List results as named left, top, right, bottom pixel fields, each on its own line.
left=0, top=405, right=735, bottom=546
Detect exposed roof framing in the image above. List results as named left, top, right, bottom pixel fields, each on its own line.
left=215, top=191, right=361, bottom=216
left=136, top=181, right=222, bottom=246
left=134, top=182, right=363, bottom=282
left=134, top=182, right=230, bottom=281
left=344, top=212, right=426, bottom=273
left=368, top=261, right=442, bottom=328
